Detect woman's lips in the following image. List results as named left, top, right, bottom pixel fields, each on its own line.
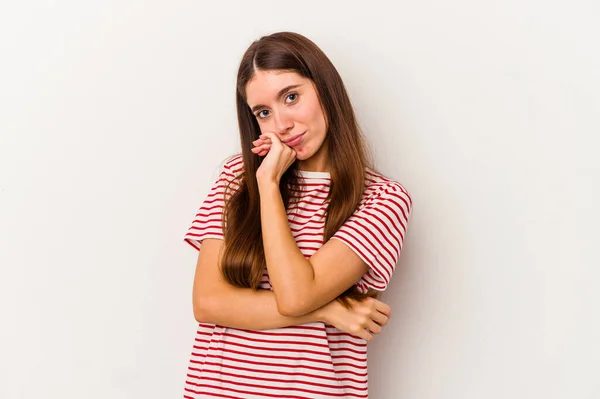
left=284, top=133, right=305, bottom=147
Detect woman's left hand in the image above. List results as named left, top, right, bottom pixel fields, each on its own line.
left=253, top=132, right=296, bottom=184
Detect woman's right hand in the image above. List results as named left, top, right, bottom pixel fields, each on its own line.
left=317, top=297, right=391, bottom=341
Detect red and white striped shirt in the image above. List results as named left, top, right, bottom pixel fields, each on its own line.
left=183, top=153, right=412, bottom=398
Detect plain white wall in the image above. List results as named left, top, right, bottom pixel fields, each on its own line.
left=1, top=1, right=598, bottom=398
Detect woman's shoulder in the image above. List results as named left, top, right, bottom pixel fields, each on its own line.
left=204, top=153, right=244, bottom=192
left=215, top=153, right=244, bottom=183
left=221, top=152, right=244, bottom=172
left=361, top=167, right=413, bottom=215
left=365, top=167, right=411, bottom=198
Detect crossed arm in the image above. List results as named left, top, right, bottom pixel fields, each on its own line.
left=191, top=180, right=384, bottom=333
left=191, top=236, right=391, bottom=340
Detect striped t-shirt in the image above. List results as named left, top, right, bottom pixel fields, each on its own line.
left=183, top=153, right=412, bottom=398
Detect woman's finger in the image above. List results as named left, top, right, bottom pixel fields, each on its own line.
left=252, top=138, right=272, bottom=146
left=251, top=144, right=272, bottom=153
left=370, top=311, right=389, bottom=327
left=355, top=327, right=374, bottom=341
left=366, top=319, right=383, bottom=335
left=374, top=301, right=392, bottom=318
left=260, top=133, right=279, bottom=145
left=252, top=143, right=271, bottom=151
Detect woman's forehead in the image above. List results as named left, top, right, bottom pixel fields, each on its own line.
left=246, top=70, right=308, bottom=104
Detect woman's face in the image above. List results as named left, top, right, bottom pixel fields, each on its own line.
left=245, top=69, right=329, bottom=172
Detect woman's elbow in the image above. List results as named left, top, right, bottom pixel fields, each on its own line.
left=192, top=295, right=214, bottom=323
left=276, top=296, right=312, bottom=317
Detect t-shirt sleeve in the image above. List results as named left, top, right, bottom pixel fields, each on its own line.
left=183, top=155, right=241, bottom=251
left=331, top=181, right=413, bottom=291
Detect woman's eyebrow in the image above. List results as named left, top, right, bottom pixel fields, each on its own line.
left=250, top=84, right=303, bottom=113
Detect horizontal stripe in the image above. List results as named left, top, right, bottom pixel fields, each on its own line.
left=187, top=368, right=366, bottom=391
left=188, top=352, right=362, bottom=373
left=184, top=375, right=368, bottom=397
left=189, top=363, right=367, bottom=384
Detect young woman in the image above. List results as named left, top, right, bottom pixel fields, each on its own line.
left=182, top=32, right=413, bottom=399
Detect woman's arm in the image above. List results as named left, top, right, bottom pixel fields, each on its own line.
left=258, top=180, right=372, bottom=316
left=192, top=238, right=321, bottom=329
left=192, top=239, right=391, bottom=340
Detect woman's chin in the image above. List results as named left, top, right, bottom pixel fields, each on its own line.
left=294, top=152, right=310, bottom=161
left=293, top=145, right=313, bottom=160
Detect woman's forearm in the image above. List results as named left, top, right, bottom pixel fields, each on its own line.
left=194, top=284, right=326, bottom=330
left=258, top=180, right=317, bottom=313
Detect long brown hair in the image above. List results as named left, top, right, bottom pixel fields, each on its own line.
left=221, top=32, right=377, bottom=304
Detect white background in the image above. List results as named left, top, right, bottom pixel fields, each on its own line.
left=1, top=1, right=599, bottom=398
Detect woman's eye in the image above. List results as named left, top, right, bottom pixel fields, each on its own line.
left=256, top=110, right=269, bottom=119
left=285, top=93, right=298, bottom=103
left=254, top=93, right=297, bottom=119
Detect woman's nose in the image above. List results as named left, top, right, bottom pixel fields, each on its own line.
left=273, top=111, right=294, bottom=134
